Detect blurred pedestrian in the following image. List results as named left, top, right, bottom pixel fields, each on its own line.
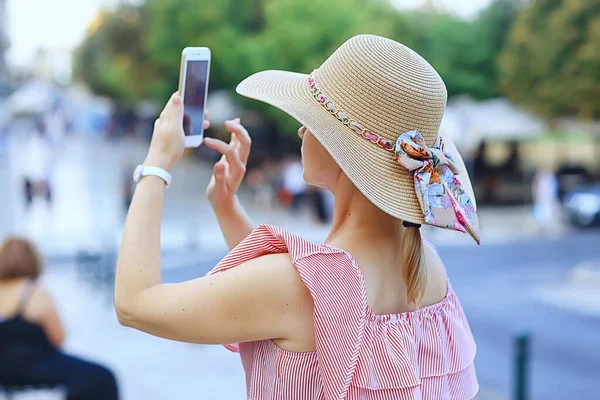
left=0, top=238, right=119, bottom=399
left=246, top=166, right=272, bottom=205
left=21, top=120, right=54, bottom=209
left=309, top=187, right=333, bottom=223
left=45, top=101, right=66, bottom=146
left=532, top=167, right=560, bottom=233
left=114, top=35, right=481, bottom=399
left=276, top=156, right=307, bottom=209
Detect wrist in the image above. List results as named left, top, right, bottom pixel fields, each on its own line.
left=144, top=153, right=172, bottom=171
left=212, top=196, right=239, bottom=215
left=138, top=174, right=168, bottom=188
left=133, top=165, right=172, bottom=188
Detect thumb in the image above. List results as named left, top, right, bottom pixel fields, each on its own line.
left=163, top=93, right=184, bottom=132
left=170, top=93, right=184, bottom=118
left=161, top=93, right=183, bottom=119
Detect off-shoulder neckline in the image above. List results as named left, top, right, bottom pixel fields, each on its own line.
left=320, top=243, right=453, bottom=323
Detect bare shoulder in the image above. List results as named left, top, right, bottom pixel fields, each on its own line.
left=423, top=239, right=444, bottom=266
left=422, top=239, right=449, bottom=298
left=25, top=283, right=65, bottom=346
left=220, top=253, right=313, bottom=309
left=235, top=253, right=315, bottom=350
left=234, top=252, right=295, bottom=275
left=222, top=253, right=296, bottom=284
left=23, top=284, right=55, bottom=321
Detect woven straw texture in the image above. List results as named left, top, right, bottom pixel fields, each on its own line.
left=236, top=34, right=475, bottom=224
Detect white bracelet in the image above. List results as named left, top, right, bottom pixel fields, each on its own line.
left=133, top=165, right=172, bottom=188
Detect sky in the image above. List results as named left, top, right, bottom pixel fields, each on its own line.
left=5, top=0, right=492, bottom=67
left=5, top=0, right=121, bottom=66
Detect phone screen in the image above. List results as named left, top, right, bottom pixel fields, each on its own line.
left=183, top=60, right=209, bottom=137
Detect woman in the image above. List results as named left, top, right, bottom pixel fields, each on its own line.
left=0, top=238, right=119, bottom=400
left=115, top=35, right=480, bottom=399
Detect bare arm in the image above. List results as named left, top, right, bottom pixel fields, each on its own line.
left=114, top=94, right=311, bottom=344
left=213, top=197, right=254, bottom=250
left=116, top=253, right=312, bottom=344
left=32, top=286, right=65, bottom=348
left=114, top=174, right=165, bottom=321
left=204, top=118, right=254, bottom=249
left=114, top=94, right=185, bottom=317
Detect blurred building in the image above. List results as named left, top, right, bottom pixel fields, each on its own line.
left=31, top=48, right=73, bottom=85
left=442, top=97, right=600, bottom=205
left=0, top=0, right=9, bottom=91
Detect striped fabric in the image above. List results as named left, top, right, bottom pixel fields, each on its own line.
left=209, top=225, right=479, bottom=399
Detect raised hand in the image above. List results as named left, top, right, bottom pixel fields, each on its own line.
left=144, top=92, right=210, bottom=171
left=204, top=118, right=251, bottom=211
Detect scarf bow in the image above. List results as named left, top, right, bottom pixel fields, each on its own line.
left=395, top=130, right=481, bottom=244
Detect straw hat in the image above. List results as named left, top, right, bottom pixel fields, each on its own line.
left=236, top=34, right=478, bottom=233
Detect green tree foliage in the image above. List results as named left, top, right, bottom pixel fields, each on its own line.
left=415, top=0, right=518, bottom=99
left=418, top=15, right=491, bottom=99
left=76, top=0, right=423, bottom=134
left=227, top=0, right=421, bottom=134
left=499, top=0, right=600, bottom=118
left=74, top=6, right=158, bottom=105
left=74, top=0, right=526, bottom=134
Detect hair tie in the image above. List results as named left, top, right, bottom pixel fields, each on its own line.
left=402, top=221, right=421, bottom=229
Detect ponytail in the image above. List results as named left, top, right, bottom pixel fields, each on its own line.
left=401, top=221, right=426, bottom=306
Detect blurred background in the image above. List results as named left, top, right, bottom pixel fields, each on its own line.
left=0, top=0, right=599, bottom=399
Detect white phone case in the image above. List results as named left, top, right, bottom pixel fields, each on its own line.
left=178, top=47, right=211, bottom=148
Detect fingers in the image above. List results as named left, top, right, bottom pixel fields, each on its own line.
left=203, top=137, right=246, bottom=181
left=224, top=118, right=251, bottom=164
left=212, top=161, right=227, bottom=194
left=298, top=126, right=306, bottom=139
left=203, top=109, right=210, bottom=130
left=183, top=114, right=191, bottom=136
left=229, top=119, right=240, bottom=149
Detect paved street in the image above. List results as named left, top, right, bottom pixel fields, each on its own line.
left=439, top=232, right=600, bottom=400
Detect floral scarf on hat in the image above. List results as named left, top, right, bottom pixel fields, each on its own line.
left=395, top=130, right=481, bottom=244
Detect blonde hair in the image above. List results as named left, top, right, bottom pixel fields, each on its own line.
left=0, top=238, right=42, bottom=280
left=401, top=224, right=426, bottom=305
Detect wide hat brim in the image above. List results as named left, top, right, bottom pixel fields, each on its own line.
left=236, top=70, right=476, bottom=226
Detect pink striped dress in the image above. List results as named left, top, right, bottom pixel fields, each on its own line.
left=209, top=225, right=479, bottom=399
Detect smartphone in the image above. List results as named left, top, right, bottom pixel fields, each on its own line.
left=178, top=47, right=211, bottom=148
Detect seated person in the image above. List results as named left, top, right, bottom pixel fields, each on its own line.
left=0, top=238, right=119, bottom=400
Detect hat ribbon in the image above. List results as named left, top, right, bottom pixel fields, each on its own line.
left=394, top=130, right=481, bottom=244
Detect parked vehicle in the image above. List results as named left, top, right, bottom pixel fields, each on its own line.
left=563, top=185, right=600, bottom=227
